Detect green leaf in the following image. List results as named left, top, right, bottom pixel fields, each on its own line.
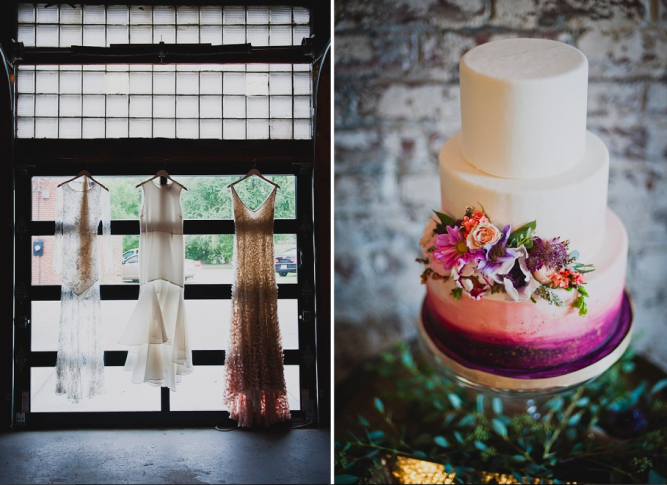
left=650, top=378, right=667, bottom=395
left=511, top=455, right=527, bottom=462
left=474, top=440, right=486, bottom=451
left=448, top=393, right=462, bottom=410
left=508, top=221, right=537, bottom=246
left=414, top=451, right=427, bottom=458
left=576, top=397, right=590, bottom=407
left=451, top=287, right=463, bottom=301
left=649, top=469, right=667, bottom=484
left=568, top=412, right=583, bottom=427
left=569, top=250, right=580, bottom=261
left=368, top=430, right=384, bottom=441
left=492, top=397, right=503, bottom=415
left=548, top=396, right=564, bottom=412
left=434, top=436, right=450, bottom=448
left=454, top=430, right=464, bottom=444
left=578, top=286, right=589, bottom=297
left=492, top=418, right=508, bottom=437
left=433, top=210, right=455, bottom=227
left=476, top=394, right=485, bottom=414
left=374, top=397, right=384, bottom=414
left=358, top=415, right=369, bottom=427
left=622, top=361, right=635, bottom=373
left=335, top=475, right=359, bottom=484
left=459, top=414, right=475, bottom=427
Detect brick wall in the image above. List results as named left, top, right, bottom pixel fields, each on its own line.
left=334, top=0, right=667, bottom=380
left=30, top=177, right=125, bottom=286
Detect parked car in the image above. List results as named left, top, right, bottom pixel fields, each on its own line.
left=274, top=248, right=297, bottom=277
left=122, top=248, right=139, bottom=261
left=122, top=256, right=196, bottom=282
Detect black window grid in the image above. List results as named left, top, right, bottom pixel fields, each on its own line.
left=16, top=64, right=313, bottom=140
left=14, top=160, right=317, bottom=427
left=17, top=4, right=311, bottom=48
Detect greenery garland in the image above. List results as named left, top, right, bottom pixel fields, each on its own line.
left=335, top=341, right=667, bottom=484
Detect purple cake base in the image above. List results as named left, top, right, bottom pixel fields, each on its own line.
left=421, top=292, right=633, bottom=380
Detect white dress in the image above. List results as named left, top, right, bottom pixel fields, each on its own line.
left=54, top=178, right=111, bottom=403
left=118, top=179, right=193, bottom=389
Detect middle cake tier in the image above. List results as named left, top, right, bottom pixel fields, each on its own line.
left=440, top=130, right=609, bottom=261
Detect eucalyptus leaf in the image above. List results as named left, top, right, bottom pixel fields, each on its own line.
left=568, top=412, right=583, bottom=426
left=476, top=394, right=485, bottom=414
left=334, top=475, right=359, bottom=484
left=474, top=440, right=487, bottom=451
left=433, top=210, right=455, bottom=227
left=358, top=415, right=369, bottom=427
left=512, top=472, right=525, bottom=484
left=459, top=414, right=475, bottom=427
left=569, top=250, right=580, bottom=261
left=448, top=393, right=462, bottom=410
left=434, top=436, right=450, bottom=448
left=576, top=397, right=590, bottom=407
left=492, top=397, right=503, bottom=415
left=650, top=378, right=667, bottom=395
left=374, top=397, right=384, bottom=414
left=548, top=396, right=564, bottom=412
left=368, top=430, right=384, bottom=441
left=414, top=451, right=427, bottom=459
left=511, top=455, right=526, bottom=462
left=492, top=418, right=508, bottom=438
left=454, top=430, right=464, bottom=444
left=649, top=469, right=667, bottom=484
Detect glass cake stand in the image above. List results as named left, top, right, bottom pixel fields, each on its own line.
left=417, top=289, right=635, bottom=401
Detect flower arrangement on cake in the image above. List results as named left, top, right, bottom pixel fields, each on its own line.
left=417, top=206, right=595, bottom=316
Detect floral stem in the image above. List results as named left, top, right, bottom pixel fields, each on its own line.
left=543, top=387, right=584, bottom=459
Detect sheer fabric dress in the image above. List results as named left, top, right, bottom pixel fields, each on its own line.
left=54, top=178, right=111, bottom=403
left=224, top=185, right=291, bottom=427
left=119, top=180, right=193, bottom=389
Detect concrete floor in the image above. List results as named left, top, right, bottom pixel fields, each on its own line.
left=0, top=428, right=331, bottom=484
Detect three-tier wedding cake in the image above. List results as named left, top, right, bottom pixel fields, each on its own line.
left=418, top=38, right=632, bottom=389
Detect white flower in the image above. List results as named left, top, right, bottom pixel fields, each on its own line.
left=532, top=266, right=557, bottom=285
left=501, top=247, right=541, bottom=302
left=452, top=261, right=489, bottom=300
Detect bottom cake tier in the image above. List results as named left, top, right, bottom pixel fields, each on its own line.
left=422, top=209, right=629, bottom=377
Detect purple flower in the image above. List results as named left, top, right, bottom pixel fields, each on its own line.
left=477, top=225, right=540, bottom=301
left=477, top=225, right=517, bottom=282
left=433, top=225, right=482, bottom=271
left=526, top=237, right=569, bottom=271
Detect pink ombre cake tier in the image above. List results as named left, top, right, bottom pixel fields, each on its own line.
left=422, top=209, right=628, bottom=374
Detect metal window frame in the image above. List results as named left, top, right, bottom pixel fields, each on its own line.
left=9, top=0, right=328, bottom=430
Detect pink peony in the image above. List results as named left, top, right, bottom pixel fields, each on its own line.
left=466, top=222, right=501, bottom=250
left=572, top=272, right=586, bottom=286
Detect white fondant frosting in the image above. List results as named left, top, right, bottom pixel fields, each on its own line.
left=440, top=130, right=609, bottom=261
left=460, top=38, right=588, bottom=179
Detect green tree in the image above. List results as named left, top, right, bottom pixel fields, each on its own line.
left=108, top=175, right=297, bottom=262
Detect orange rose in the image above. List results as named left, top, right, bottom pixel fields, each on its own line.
left=466, top=222, right=501, bottom=250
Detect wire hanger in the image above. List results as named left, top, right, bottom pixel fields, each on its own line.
left=136, top=169, right=188, bottom=191
left=58, top=169, right=109, bottom=191
left=227, top=164, right=280, bottom=190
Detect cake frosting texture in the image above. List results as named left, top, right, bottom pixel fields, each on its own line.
left=440, top=130, right=609, bottom=261
left=460, top=38, right=588, bottom=179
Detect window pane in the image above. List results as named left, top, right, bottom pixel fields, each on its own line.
left=31, top=298, right=298, bottom=353
left=36, top=4, right=58, bottom=23
left=16, top=65, right=311, bottom=140
left=200, top=6, right=222, bottom=25
left=31, top=367, right=161, bottom=412
left=31, top=234, right=125, bottom=286
left=18, top=4, right=35, bottom=23
left=170, top=365, right=300, bottom=411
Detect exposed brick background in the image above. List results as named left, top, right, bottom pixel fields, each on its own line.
left=334, top=0, right=667, bottom=381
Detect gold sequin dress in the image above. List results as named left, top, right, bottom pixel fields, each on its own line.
left=224, top=185, right=291, bottom=427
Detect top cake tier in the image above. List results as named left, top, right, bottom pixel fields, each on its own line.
left=460, top=38, right=588, bottom=179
